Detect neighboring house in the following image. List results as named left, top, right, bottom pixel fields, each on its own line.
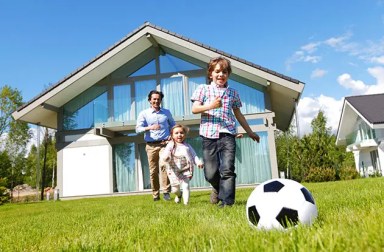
left=336, top=93, right=384, bottom=176
left=12, top=22, right=304, bottom=198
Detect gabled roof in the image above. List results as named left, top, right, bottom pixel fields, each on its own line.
left=336, top=93, right=384, bottom=145
left=346, top=94, right=384, bottom=124
left=12, top=22, right=304, bottom=131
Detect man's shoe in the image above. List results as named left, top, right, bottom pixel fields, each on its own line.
left=163, top=193, right=171, bottom=201
left=210, top=189, right=219, bottom=204
left=153, top=196, right=160, bottom=201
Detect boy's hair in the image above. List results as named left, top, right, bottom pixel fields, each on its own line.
left=207, top=57, right=232, bottom=82
left=147, top=90, right=164, bottom=101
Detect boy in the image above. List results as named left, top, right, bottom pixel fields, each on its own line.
left=191, top=57, right=260, bottom=208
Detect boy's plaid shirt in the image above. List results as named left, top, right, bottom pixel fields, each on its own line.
left=191, top=83, right=242, bottom=139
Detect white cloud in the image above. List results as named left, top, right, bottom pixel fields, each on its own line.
left=311, top=68, right=327, bottom=79
left=285, top=31, right=384, bottom=71
left=337, top=66, right=384, bottom=95
left=297, top=95, right=343, bottom=136
left=337, top=73, right=367, bottom=93
left=298, top=66, right=384, bottom=137
left=286, top=51, right=321, bottom=70
left=365, top=66, right=384, bottom=93
left=371, top=56, right=384, bottom=64
left=323, top=33, right=351, bottom=48
left=301, top=42, right=320, bottom=53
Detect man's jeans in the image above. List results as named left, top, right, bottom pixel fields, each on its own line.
left=202, top=133, right=236, bottom=205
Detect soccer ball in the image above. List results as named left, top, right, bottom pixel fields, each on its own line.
left=246, top=178, right=318, bottom=230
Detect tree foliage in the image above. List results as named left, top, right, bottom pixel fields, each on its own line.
left=24, top=128, right=57, bottom=190
left=0, top=85, right=32, bottom=199
left=276, top=110, right=355, bottom=182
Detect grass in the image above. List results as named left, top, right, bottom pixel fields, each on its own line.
left=1, top=178, right=383, bottom=251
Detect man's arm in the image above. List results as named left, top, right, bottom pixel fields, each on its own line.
left=233, top=108, right=260, bottom=142
left=136, top=112, right=159, bottom=133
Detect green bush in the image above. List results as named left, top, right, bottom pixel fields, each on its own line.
left=304, top=167, right=336, bottom=182
left=0, top=186, right=10, bottom=205
left=339, top=166, right=360, bottom=180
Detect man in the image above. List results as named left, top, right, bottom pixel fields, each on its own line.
left=136, top=90, right=175, bottom=201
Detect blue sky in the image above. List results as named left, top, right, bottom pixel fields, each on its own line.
left=1, top=0, right=384, bottom=136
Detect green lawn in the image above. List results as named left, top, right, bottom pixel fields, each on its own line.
left=1, top=178, right=383, bottom=251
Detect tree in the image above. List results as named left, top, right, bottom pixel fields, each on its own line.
left=25, top=128, right=57, bottom=193
left=275, top=110, right=356, bottom=182
left=0, top=85, right=31, bottom=193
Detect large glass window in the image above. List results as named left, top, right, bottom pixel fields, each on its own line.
left=161, top=76, right=184, bottom=117
left=113, top=143, right=136, bottom=192
left=134, top=79, right=157, bottom=117
left=160, top=54, right=200, bottom=73
left=114, top=84, right=132, bottom=121
left=63, top=85, right=107, bottom=130
left=235, top=132, right=271, bottom=183
left=138, top=143, right=151, bottom=189
left=186, top=77, right=206, bottom=115
left=130, top=59, right=156, bottom=77
left=229, top=80, right=265, bottom=114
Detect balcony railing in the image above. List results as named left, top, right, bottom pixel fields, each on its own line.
left=346, top=128, right=376, bottom=146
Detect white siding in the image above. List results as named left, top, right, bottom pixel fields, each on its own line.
left=62, top=145, right=111, bottom=197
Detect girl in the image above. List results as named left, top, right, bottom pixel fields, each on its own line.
left=160, top=124, right=204, bottom=205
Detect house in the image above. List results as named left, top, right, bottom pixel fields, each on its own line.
left=336, top=93, right=384, bottom=176
left=12, top=22, right=304, bottom=198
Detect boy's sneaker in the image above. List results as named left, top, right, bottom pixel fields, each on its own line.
left=218, top=202, right=233, bottom=208
left=163, top=193, right=171, bottom=201
left=210, top=189, right=219, bottom=204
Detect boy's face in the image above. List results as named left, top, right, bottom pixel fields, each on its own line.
left=210, top=64, right=229, bottom=87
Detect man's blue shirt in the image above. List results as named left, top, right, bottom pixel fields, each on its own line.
left=136, top=107, right=175, bottom=142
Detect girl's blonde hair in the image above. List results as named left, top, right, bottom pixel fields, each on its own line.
left=207, top=57, right=232, bottom=82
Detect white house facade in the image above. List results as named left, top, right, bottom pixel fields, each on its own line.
left=13, top=23, right=304, bottom=198
left=336, top=93, right=384, bottom=176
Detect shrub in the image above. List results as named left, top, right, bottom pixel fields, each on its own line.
left=304, top=167, right=336, bottom=182
left=0, top=186, right=10, bottom=205
left=339, top=166, right=360, bottom=180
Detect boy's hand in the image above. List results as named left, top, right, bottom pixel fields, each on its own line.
left=249, top=132, right=260, bottom=143
left=235, top=133, right=244, bottom=138
left=210, top=97, right=222, bottom=109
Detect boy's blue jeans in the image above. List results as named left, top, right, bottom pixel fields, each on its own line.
left=202, top=133, right=236, bottom=205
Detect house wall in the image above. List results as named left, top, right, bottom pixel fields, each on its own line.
left=57, top=132, right=113, bottom=197
left=348, top=120, right=384, bottom=177
left=378, top=141, right=384, bottom=175
left=357, top=151, right=374, bottom=176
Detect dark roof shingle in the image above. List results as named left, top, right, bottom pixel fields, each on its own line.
left=346, top=93, right=384, bottom=124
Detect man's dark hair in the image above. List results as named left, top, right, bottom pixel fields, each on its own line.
left=148, top=90, right=164, bottom=101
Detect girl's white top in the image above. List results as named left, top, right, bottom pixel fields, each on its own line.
left=161, top=141, right=203, bottom=167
